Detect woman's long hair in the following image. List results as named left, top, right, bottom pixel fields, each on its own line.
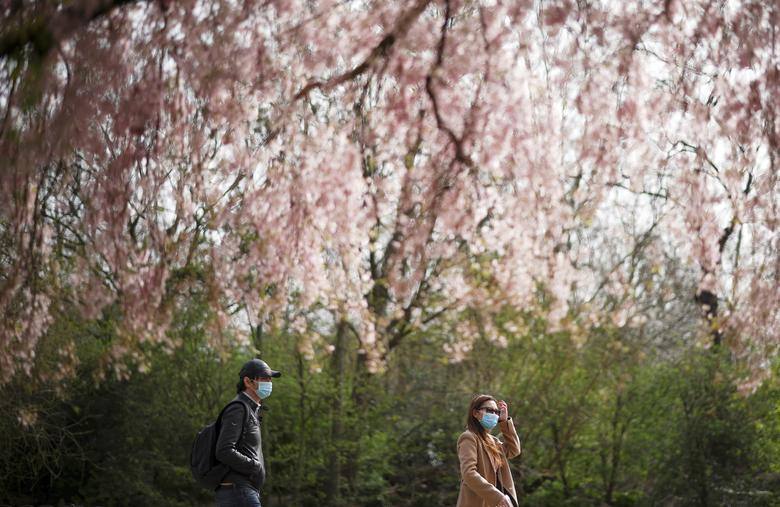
left=466, top=394, right=504, bottom=471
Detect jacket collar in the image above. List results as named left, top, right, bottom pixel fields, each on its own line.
left=238, top=391, right=261, bottom=412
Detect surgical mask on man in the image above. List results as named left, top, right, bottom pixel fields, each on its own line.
left=255, top=381, right=273, bottom=399
left=480, top=412, right=499, bottom=430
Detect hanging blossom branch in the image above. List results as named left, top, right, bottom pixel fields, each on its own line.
left=293, top=0, right=432, bottom=101
left=424, top=0, right=474, bottom=169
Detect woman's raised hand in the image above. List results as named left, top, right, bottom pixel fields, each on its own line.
left=498, top=400, right=509, bottom=422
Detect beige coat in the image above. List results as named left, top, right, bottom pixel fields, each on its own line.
left=456, top=418, right=521, bottom=507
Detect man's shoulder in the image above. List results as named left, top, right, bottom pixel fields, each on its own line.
left=223, top=397, right=250, bottom=416
left=221, top=401, right=242, bottom=414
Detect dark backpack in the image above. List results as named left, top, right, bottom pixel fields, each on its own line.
left=190, top=400, right=247, bottom=490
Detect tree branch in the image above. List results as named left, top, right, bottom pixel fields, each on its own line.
left=424, top=0, right=474, bottom=169
left=293, top=0, right=431, bottom=101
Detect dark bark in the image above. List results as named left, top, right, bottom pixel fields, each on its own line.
left=325, top=319, right=348, bottom=504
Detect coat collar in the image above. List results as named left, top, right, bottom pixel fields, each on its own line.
left=238, top=391, right=261, bottom=412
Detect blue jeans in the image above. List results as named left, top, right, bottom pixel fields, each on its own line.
left=215, top=485, right=262, bottom=507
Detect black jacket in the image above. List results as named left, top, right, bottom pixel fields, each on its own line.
left=215, top=392, right=266, bottom=491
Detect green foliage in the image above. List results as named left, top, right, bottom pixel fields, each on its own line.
left=642, top=351, right=778, bottom=506
left=1, top=301, right=779, bottom=506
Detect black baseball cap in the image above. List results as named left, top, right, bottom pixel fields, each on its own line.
left=239, top=359, right=281, bottom=379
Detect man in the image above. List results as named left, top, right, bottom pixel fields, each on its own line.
left=214, top=358, right=281, bottom=507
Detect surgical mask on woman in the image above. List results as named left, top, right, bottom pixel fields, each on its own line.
left=480, top=412, right=499, bottom=430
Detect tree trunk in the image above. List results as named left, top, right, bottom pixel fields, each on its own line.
left=294, top=350, right=306, bottom=506
left=252, top=322, right=263, bottom=353
left=550, top=422, right=571, bottom=498
left=325, top=320, right=348, bottom=505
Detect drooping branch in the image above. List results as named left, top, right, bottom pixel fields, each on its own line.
left=293, top=0, right=431, bottom=101
left=694, top=220, right=737, bottom=348
left=424, top=0, right=474, bottom=169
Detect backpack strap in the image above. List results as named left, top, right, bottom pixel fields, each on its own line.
left=216, top=400, right=249, bottom=445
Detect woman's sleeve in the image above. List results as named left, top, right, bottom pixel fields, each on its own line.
left=498, top=417, right=521, bottom=459
left=457, top=432, right=507, bottom=506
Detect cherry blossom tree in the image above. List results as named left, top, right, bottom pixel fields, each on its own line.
left=1, top=0, right=777, bottom=388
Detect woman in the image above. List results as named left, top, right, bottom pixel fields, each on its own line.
left=457, top=394, right=521, bottom=507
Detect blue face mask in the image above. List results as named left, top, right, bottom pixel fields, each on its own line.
left=255, top=381, right=273, bottom=399
left=480, top=412, right=499, bottom=430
